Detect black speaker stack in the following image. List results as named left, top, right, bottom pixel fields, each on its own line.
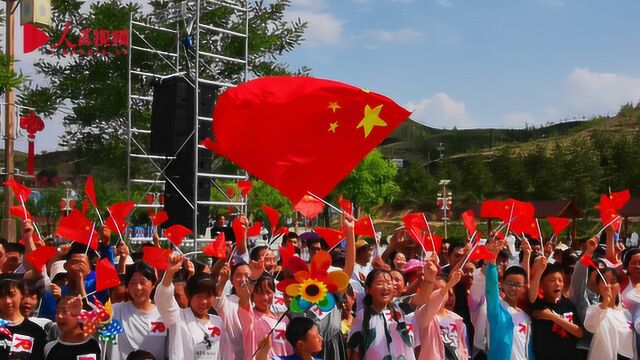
left=150, top=76, right=217, bottom=235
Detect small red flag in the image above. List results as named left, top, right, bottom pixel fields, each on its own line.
left=274, top=226, right=288, bottom=236
left=547, top=217, right=571, bottom=235
left=9, top=205, right=32, bottom=221
left=354, top=215, right=376, bottom=238
left=225, top=187, right=235, bottom=199
left=279, top=242, right=296, bottom=268
left=313, top=227, right=344, bottom=249
left=231, top=218, right=246, bottom=243
left=461, top=210, right=477, bottom=235
left=56, top=210, right=97, bottom=249
left=402, top=213, right=428, bottom=231
left=237, top=180, right=252, bottom=198
left=203, top=232, right=226, bottom=259
left=468, top=245, right=496, bottom=262
left=143, top=247, right=172, bottom=270
left=261, top=205, right=280, bottom=234
left=598, top=195, right=622, bottom=232
left=84, top=176, right=98, bottom=209
left=338, top=196, right=353, bottom=215
left=294, top=194, right=325, bottom=219
left=26, top=246, right=57, bottom=270
left=423, top=233, right=443, bottom=253
left=3, top=177, right=31, bottom=202
left=202, top=76, right=410, bottom=204
left=149, top=211, right=169, bottom=226
left=581, top=254, right=597, bottom=270
left=609, top=190, right=631, bottom=210
left=247, top=221, right=262, bottom=237
left=480, top=200, right=504, bottom=219
left=105, top=201, right=134, bottom=233
left=95, top=258, right=121, bottom=292
left=164, top=224, right=191, bottom=247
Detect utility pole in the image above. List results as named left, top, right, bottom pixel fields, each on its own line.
left=1, top=0, right=16, bottom=242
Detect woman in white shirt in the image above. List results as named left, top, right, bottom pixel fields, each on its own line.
left=584, top=267, right=635, bottom=360
left=105, top=261, right=167, bottom=360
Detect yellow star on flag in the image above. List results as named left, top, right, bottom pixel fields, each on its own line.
left=328, top=121, right=339, bottom=133
left=328, top=101, right=341, bottom=113
left=357, top=104, right=386, bottom=138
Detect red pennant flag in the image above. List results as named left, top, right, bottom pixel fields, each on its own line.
left=202, top=76, right=410, bottom=204
left=468, top=245, right=496, bottom=262
left=9, top=205, right=32, bottom=221
left=26, top=246, right=57, bottom=270
left=225, top=187, right=235, bottom=199
left=423, top=233, right=443, bottom=253
left=294, top=194, right=325, bottom=219
left=164, top=224, right=192, bottom=247
left=149, top=211, right=169, bottom=226
left=581, top=254, right=597, bottom=270
left=313, top=227, right=345, bottom=249
left=3, top=177, right=31, bottom=202
left=274, top=226, right=288, bottom=236
left=354, top=215, right=376, bottom=238
left=609, top=190, right=630, bottom=210
left=105, top=201, right=134, bottom=233
left=95, top=258, right=121, bottom=292
left=338, top=196, right=353, bottom=215
left=279, top=242, right=297, bottom=268
left=82, top=199, right=89, bottom=215
left=142, top=247, right=172, bottom=270
left=231, top=218, right=246, bottom=243
left=461, top=210, right=477, bottom=235
left=248, top=221, right=262, bottom=237
left=56, top=210, right=98, bottom=250
left=598, top=195, right=622, bottom=232
left=203, top=232, right=226, bottom=259
left=547, top=217, right=571, bottom=235
left=261, top=205, right=280, bottom=234
left=84, top=176, right=98, bottom=209
left=237, top=180, right=252, bottom=198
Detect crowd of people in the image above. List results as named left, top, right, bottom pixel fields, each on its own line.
left=0, top=211, right=638, bottom=360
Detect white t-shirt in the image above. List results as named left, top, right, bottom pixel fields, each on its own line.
left=585, top=305, right=634, bottom=360
left=213, top=293, right=244, bottom=360
left=155, top=282, right=223, bottom=360
left=105, top=302, right=167, bottom=360
left=503, top=300, right=532, bottom=360
left=436, top=312, right=465, bottom=360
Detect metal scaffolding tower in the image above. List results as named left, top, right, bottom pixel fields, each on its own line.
left=126, top=0, right=249, bottom=250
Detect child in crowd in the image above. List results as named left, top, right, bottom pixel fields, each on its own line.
left=44, top=295, right=100, bottom=359
left=155, top=254, right=224, bottom=359
left=0, top=277, right=47, bottom=360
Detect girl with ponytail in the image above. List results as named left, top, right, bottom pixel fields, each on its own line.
left=347, top=259, right=438, bottom=360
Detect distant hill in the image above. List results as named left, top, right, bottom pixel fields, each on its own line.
left=381, top=106, right=640, bottom=165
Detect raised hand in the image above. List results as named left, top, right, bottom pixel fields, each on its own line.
left=600, top=284, right=612, bottom=309
left=167, top=254, right=184, bottom=274
left=447, top=269, right=463, bottom=288
left=424, top=259, right=438, bottom=281
left=585, top=237, right=597, bottom=255
left=531, top=255, right=548, bottom=276
left=520, top=238, right=532, bottom=257
left=249, top=259, right=265, bottom=280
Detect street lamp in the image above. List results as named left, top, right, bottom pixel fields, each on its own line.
left=437, top=180, right=452, bottom=239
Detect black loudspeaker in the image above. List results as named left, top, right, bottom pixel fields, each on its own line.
left=150, top=76, right=217, bottom=155
left=149, top=76, right=218, bottom=235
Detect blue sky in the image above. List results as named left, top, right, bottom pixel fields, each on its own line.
left=282, top=0, right=640, bottom=129
left=7, top=0, right=640, bottom=153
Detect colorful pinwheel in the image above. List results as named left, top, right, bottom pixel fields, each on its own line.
left=98, top=319, right=124, bottom=343
left=276, top=251, right=349, bottom=313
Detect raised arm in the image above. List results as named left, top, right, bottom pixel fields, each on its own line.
left=410, top=257, right=438, bottom=308
left=342, top=214, right=356, bottom=278
left=235, top=215, right=249, bottom=258
left=570, top=237, right=597, bottom=320
left=155, top=254, right=184, bottom=328
left=528, top=255, right=547, bottom=303
left=22, top=220, right=37, bottom=273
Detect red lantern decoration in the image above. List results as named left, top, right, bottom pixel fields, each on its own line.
left=19, top=111, right=45, bottom=175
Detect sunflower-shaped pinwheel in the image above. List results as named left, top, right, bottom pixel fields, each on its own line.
left=276, top=251, right=349, bottom=313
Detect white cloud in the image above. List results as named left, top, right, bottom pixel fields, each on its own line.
left=437, top=0, right=453, bottom=8
left=501, top=113, right=536, bottom=128
left=286, top=1, right=345, bottom=47
left=365, top=28, right=424, bottom=43
left=406, top=92, right=473, bottom=128
left=565, top=68, right=640, bottom=115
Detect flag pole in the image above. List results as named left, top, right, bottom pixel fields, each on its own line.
left=18, top=194, right=43, bottom=241
left=422, top=213, right=436, bottom=256
left=597, top=216, right=621, bottom=237
left=504, top=204, right=515, bottom=237
left=460, top=232, right=479, bottom=268
left=251, top=310, right=289, bottom=358
left=307, top=191, right=344, bottom=214
left=84, top=223, right=96, bottom=256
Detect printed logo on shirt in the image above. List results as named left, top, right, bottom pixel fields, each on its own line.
left=274, top=329, right=287, bottom=344
left=149, top=321, right=167, bottom=336
left=518, top=323, right=528, bottom=334
left=383, top=309, right=404, bottom=323
left=274, top=290, right=285, bottom=305
left=310, top=305, right=331, bottom=320
left=208, top=326, right=221, bottom=338
left=10, top=334, right=34, bottom=353
left=77, top=354, right=97, bottom=360
left=562, top=312, right=574, bottom=323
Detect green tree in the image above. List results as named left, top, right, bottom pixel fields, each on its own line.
left=333, top=149, right=400, bottom=214
left=395, top=162, right=437, bottom=208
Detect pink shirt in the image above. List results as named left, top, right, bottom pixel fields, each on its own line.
left=238, top=306, right=292, bottom=360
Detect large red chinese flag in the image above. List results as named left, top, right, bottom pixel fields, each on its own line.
left=96, top=258, right=120, bottom=292
left=202, top=76, right=410, bottom=204
left=26, top=246, right=57, bottom=270
left=84, top=176, right=98, bottom=209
